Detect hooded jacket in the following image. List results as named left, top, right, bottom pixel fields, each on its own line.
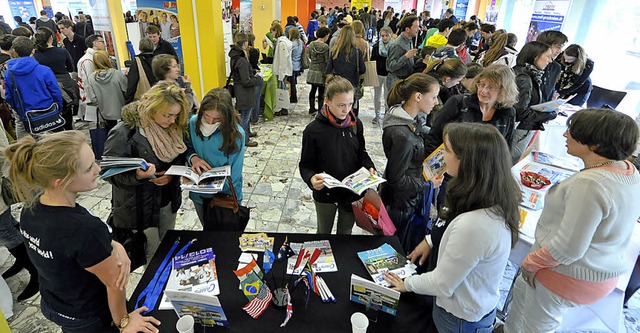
left=87, top=68, right=127, bottom=120
left=125, top=53, right=158, bottom=104
left=425, top=34, right=448, bottom=49
left=306, top=40, right=330, bottom=85
left=229, top=45, right=263, bottom=110
left=35, top=16, right=57, bottom=33
left=103, top=102, right=185, bottom=230
left=273, top=36, right=293, bottom=80
left=513, top=64, right=557, bottom=130
left=379, top=105, right=427, bottom=210
left=299, top=110, right=375, bottom=209
left=4, top=57, right=63, bottom=119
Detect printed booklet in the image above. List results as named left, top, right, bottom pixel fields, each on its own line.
left=532, top=151, right=582, bottom=172
left=164, top=290, right=230, bottom=328
left=530, top=94, right=575, bottom=112
left=165, top=165, right=230, bottom=194
left=357, top=243, right=417, bottom=287
left=423, top=144, right=446, bottom=181
left=320, top=167, right=386, bottom=195
left=99, top=157, right=151, bottom=179
left=350, top=274, right=401, bottom=316
left=520, top=163, right=573, bottom=185
left=286, top=240, right=337, bottom=274
left=159, top=248, right=220, bottom=310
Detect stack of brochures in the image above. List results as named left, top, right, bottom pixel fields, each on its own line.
left=165, top=165, right=230, bottom=194
left=286, top=240, right=337, bottom=274
left=99, top=157, right=151, bottom=179
left=350, top=274, right=401, bottom=316
left=357, top=243, right=417, bottom=288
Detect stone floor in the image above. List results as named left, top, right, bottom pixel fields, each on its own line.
left=2, top=81, right=640, bottom=332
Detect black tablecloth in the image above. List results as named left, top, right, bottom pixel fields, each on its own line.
left=128, top=231, right=431, bottom=332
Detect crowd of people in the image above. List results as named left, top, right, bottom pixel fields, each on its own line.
left=0, top=4, right=639, bottom=333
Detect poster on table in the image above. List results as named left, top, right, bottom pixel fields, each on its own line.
left=525, top=0, right=571, bottom=43
left=239, top=0, right=252, bottom=33
left=136, top=0, right=183, bottom=65
left=351, top=0, right=373, bottom=11
left=89, top=0, right=119, bottom=61
left=484, top=0, right=501, bottom=24
left=383, top=0, right=402, bottom=15
left=222, top=0, right=233, bottom=76
left=454, top=0, right=469, bottom=20
left=8, top=0, right=38, bottom=22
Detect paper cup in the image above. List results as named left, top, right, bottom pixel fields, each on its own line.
left=176, top=315, right=195, bottom=333
left=351, top=312, right=369, bottom=333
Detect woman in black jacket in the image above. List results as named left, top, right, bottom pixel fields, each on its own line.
left=512, top=41, right=558, bottom=162
left=125, top=38, right=158, bottom=103
left=371, top=26, right=393, bottom=123
left=556, top=44, right=594, bottom=106
left=425, top=64, right=518, bottom=156
left=299, top=75, right=376, bottom=235
left=326, top=25, right=366, bottom=116
left=229, top=32, right=262, bottom=147
left=104, top=83, right=189, bottom=263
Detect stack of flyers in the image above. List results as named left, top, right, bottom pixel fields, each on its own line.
left=286, top=240, right=337, bottom=274
left=239, top=233, right=275, bottom=252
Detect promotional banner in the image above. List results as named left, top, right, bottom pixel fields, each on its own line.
left=136, top=0, right=183, bottom=64
left=8, top=0, right=38, bottom=22
left=400, top=0, right=415, bottom=12
left=484, top=0, right=501, bottom=24
left=351, top=0, right=373, bottom=11
left=239, top=0, right=252, bottom=33
left=222, top=0, right=233, bottom=75
left=526, top=0, right=571, bottom=42
left=384, top=0, right=402, bottom=15
left=90, top=0, right=118, bottom=59
left=454, top=0, right=469, bottom=20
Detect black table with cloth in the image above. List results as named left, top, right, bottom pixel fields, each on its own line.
left=128, top=231, right=431, bottom=332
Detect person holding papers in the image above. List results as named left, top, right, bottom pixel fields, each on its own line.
left=299, top=75, right=376, bottom=235
left=185, top=88, right=245, bottom=224
left=504, top=109, right=640, bottom=333
left=5, top=131, right=160, bottom=333
left=384, top=123, right=521, bottom=333
left=104, top=82, right=189, bottom=263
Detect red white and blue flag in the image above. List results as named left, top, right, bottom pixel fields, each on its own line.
left=280, top=285, right=293, bottom=327
left=242, top=283, right=273, bottom=318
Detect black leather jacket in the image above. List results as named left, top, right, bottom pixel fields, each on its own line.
left=513, top=65, right=557, bottom=130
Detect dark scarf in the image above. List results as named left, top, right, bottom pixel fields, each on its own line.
left=320, top=104, right=356, bottom=128
left=524, top=63, right=544, bottom=86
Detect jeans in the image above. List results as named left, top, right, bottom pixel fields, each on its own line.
left=0, top=209, right=22, bottom=249
left=309, top=84, right=325, bottom=111
left=143, top=204, right=176, bottom=263
left=238, top=107, right=252, bottom=142
left=373, top=75, right=388, bottom=118
left=511, top=129, right=535, bottom=163
left=433, top=304, right=496, bottom=333
left=41, top=299, right=116, bottom=333
left=252, top=79, right=264, bottom=123
left=314, top=201, right=355, bottom=234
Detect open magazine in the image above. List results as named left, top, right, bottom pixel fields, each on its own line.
left=165, top=165, right=231, bottom=193
left=530, top=94, right=576, bottom=112
left=357, top=243, right=417, bottom=287
left=164, top=290, right=230, bottom=328
left=320, top=167, right=386, bottom=195
left=99, top=157, right=152, bottom=179
left=423, top=144, right=447, bottom=180
left=532, top=151, right=582, bottom=172
left=350, top=274, right=401, bottom=316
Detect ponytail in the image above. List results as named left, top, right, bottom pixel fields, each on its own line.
left=34, top=27, right=53, bottom=52
left=425, top=58, right=467, bottom=83
left=324, top=75, right=354, bottom=101
left=387, top=73, right=439, bottom=106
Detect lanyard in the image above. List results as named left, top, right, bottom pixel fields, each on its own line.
left=135, top=239, right=194, bottom=313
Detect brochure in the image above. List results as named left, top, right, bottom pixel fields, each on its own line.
left=530, top=95, right=575, bottom=112
left=164, top=290, right=230, bottom=328
left=532, top=151, right=582, bottom=172
left=357, top=243, right=417, bottom=287
left=350, top=274, right=401, bottom=316
left=520, top=187, right=543, bottom=210
left=520, top=163, right=573, bottom=185
left=286, top=240, right=337, bottom=274
left=320, top=167, right=386, bottom=195
left=422, top=144, right=447, bottom=181
left=98, top=157, right=151, bottom=179
left=159, top=248, right=220, bottom=310
left=165, top=165, right=230, bottom=194
left=239, top=233, right=275, bottom=252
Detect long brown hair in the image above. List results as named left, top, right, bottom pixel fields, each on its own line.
left=331, top=25, right=356, bottom=61
left=481, top=33, right=508, bottom=67
left=442, top=123, right=521, bottom=247
left=195, top=88, right=242, bottom=155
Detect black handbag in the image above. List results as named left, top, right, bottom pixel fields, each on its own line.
left=108, top=187, right=147, bottom=272
left=89, top=108, right=108, bottom=160
left=9, top=71, right=65, bottom=135
left=1, top=177, right=17, bottom=206
left=224, top=73, right=235, bottom=98
left=203, top=177, right=249, bottom=231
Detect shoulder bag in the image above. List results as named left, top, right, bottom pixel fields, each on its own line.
left=108, top=186, right=147, bottom=272
left=133, top=57, right=151, bottom=100
left=9, top=71, right=65, bottom=135
left=203, top=177, right=250, bottom=231
left=301, top=44, right=310, bottom=70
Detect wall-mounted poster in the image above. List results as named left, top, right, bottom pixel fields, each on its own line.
left=454, top=0, right=469, bottom=20
left=239, top=0, right=252, bottom=33
left=484, top=0, right=501, bottom=24
left=136, top=0, right=183, bottom=65
left=526, top=0, right=571, bottom=43
left=90, top=0, right=119, bottom=61
left=222, top=0, right=233, bottom=75
left=8, top=0, right=38, bottom=22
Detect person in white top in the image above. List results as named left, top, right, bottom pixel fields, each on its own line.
left=159, top=12, right=172, bottom=40
left=384, top=122, right=521, bottom=332
left=77, top=34, right=106, bottom=121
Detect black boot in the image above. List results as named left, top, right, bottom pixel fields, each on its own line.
left=6, top=243, right=39, bottom=300
left=1, top=251, right=24, bottom=279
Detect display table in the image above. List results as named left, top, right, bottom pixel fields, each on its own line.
left=259, top=65, right=276, bottom=121
left=129, top=231, right=433, bottom=332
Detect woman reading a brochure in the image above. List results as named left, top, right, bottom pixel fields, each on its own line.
left=504, top=109, right=640, bottom=333
left=384, top=123, right=521, bottom=333
left=5, top=131, right=160, bottom=333
left=299, top=75, right=376, bottom=234
left=185, top=88, right=245, bottom=224
left=104, top=82, right=189, bottom=263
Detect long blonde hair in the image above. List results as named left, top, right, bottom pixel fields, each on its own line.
left=92, top=50, right=113, bottom=72
left=4, top=131, right=88, bottom=206
left=331, top=25, right=356, bottom=61
left=138, top=82, right=189, bottom=133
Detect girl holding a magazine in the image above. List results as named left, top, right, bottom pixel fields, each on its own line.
left=384, top=123, right=521, bottom=333
left=5, top=131, right=160, bottom=333
left=299, top=75, right=376, bottom=235
left=185, top=88, right=245, bottom=224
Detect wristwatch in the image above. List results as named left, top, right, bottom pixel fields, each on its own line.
left=117, top=313, right=130, bottom=331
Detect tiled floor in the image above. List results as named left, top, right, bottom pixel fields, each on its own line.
left=1, top=81, right=640, bottom=332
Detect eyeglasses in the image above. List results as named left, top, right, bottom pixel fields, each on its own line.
left=476, top=83, right=500, bottom=92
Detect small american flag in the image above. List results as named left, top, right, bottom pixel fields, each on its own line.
left=243, top=283, right=273, bottom=318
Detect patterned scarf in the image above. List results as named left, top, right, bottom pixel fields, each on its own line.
left=320, top=104, right=356, bottom=129
left=524, top=63, right=544, bottom=86
left=557, top=63, right=578, bottom=92
left=379, top=40, right=391, bottom=57
left=139, top=114, right=187, bottom=163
